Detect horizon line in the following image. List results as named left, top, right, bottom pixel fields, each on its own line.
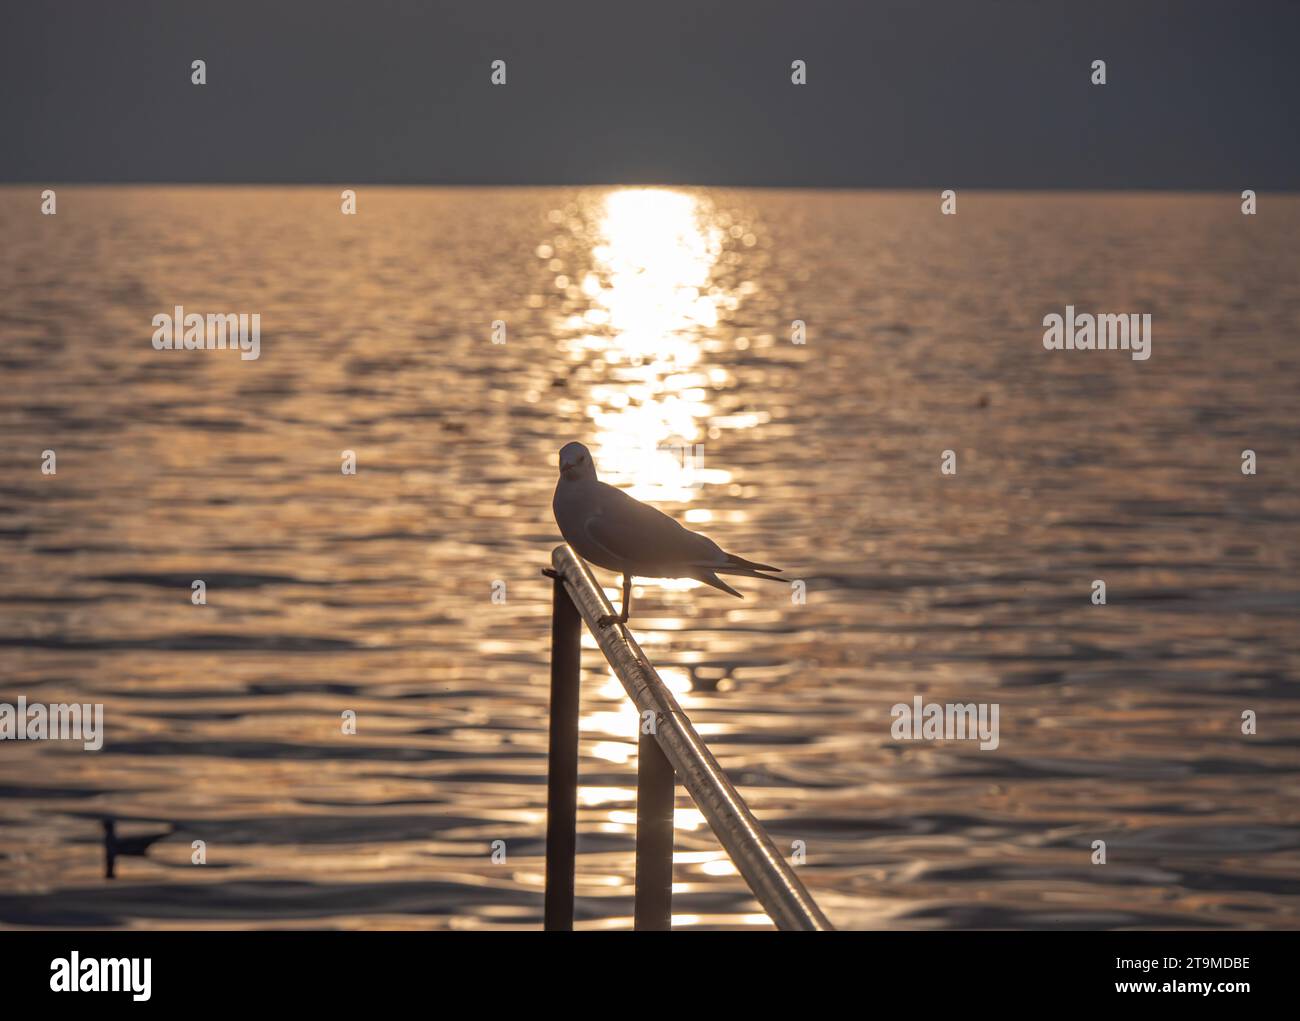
left=4, top=181, right=1296, bottom=195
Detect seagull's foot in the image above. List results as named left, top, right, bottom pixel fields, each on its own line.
left=596, top=613, right=627, bottom=629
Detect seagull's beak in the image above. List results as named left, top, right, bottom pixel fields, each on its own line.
left=558, top=461, right=575, bottom=478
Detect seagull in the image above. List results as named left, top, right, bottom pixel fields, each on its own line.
left=552, top=441, right=784, bottom=626
left=102, top=818, right=172, bottom=879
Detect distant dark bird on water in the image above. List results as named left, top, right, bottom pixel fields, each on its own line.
left=102, top=819, right=172, bottom=879
left=552, top=441, right=785, bottom=626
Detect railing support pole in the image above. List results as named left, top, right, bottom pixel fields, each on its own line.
left=544, top=571, right=581, bottom=931
left=634, top=724, right=675, bottom=930
left=551, top=544, right=833, bottom=930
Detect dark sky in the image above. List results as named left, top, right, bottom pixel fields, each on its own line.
left=3, top=0, right=1297, bottom=188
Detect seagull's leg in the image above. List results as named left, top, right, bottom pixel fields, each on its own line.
left=619, top=573, right=632, bottom=623
left=598, top=574, right=633, bottom=628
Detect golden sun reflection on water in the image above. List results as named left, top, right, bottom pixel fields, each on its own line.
left=582, top=189, right=736, bottom=503
left=591, top=189, right=722, bottom=348
left=607, top=808, right=708, bottom=832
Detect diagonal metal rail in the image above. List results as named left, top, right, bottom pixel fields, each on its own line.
left=543, top=543, right=833, bottom=931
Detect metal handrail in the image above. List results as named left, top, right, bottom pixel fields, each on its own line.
left=543, top=543, right=833, bottom=932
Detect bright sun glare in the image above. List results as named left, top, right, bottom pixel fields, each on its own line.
left=586, top=189, right=730, bottom=502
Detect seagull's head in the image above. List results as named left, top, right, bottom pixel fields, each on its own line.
left=557, top=442, right=596, bottom=482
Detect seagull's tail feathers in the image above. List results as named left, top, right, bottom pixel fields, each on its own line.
left=693, top=569, right=745, bottom=599
left=714, top=552, right=784, bottom=580
left=723, top=552, right=781, bottom=573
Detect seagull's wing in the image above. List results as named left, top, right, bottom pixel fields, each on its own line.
left=583, top=483, right=723, bottom=569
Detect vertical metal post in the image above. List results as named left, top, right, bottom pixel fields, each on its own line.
left=634, top=725, right=675, bottom=930
left=544, top=572, right=581, bottom=930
